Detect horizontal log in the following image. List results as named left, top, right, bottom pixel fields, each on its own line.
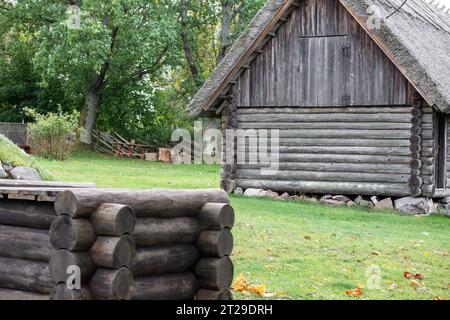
left=0, top=257, right=51, bottom=294
left=260, top=138, right=412, bottom=148
left=236, top=129, right=411, bottom=139
left=197, top=230, right=234, bottom=258
left=0, top=199, right=56, bottom=229
left=196, top=289, right=233, bottom=301
left=237, top=107, right=413, bottom=114
left=132, top=273, right=198, bottom=300
left=237, top=146, right=413, bottom=156
left=238, top=122, right=412, bottom=130
left=89, top=268, right=134, bottom=300
left=236, top=169, right=410, bottom=184
left=238, top=113, right=411, bottom=123
left=237, top=180, right=411, bottom=197
left=50, top=284, right=92, bottom=301
left=50, top=250, right=96, bottom=284
left=0, top=225, right=51, bottom=261
left=49, top=216, right=96, bottom=251
left=131, top=245, right=200, bottom=277
left=55, top=189, right=229, bottom=218
left=198, top=203, right=235, bottom=231
left=0, top=288, right=49, bottom=301
left=239, top=162, right=411, bottom=174
left=195, top=257, right=234, bottom=291
left=91, top=203, right=136, bottom=236
left=238, top=153, right=412, bottom=165
left=421, top=184, right=436, bottom=197
left=90, top=236, right=136, bottom=269
left=133, top=217, right=201, bottom=247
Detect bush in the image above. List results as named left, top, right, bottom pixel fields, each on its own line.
left=26, top=108, right=83, bottom=160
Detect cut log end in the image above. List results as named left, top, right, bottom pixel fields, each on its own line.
left=91, top=203, right=136, bottom=236
left=195, top=257, right=234, bottom=291
left=50, top=250, right=96, bottom=284
left=49, top=216, right=96, bottom=251
left=89, top=268, right=134, bottom=300
left=50, top=284, right=92, bottom=301
left=54, top=191, right=79, bottom=217
left=198, top=203, right=235, bottom=230
left=196, top=229, right=234, bottom=258
left=90, top=236, right=136, bottom=269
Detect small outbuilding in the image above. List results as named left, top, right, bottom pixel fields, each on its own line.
left=188, top=0, right=450, bottom=198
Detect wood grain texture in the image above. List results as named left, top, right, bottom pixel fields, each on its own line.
left=0, top=199, right=56, bottom=230
left=133, top=217, right=201, bottom=247
left=0, top=225, right=51, bottom=261
left=235, top=0, right=413, bottom=107
left=54, top=189, right=229, bottom=218
left=132, top=273, right=198, bottom=300
left=131, top=245, right=200, bottom=277
left=49, top=216, right=96, bottom=251
left=0, top=257, right=51, bottom=294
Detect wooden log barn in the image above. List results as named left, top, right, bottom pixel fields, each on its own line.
left=188, top=0, right=450, bottom=198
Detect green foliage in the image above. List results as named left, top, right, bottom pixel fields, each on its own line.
left=0, top=0, right=266, bottom=145
left=0, top=134, right=53, bottom=180
left=26, top=108, right=83, bottom=160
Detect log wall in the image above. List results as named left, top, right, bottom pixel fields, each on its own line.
left=0, top=200, right=55, bottom=299
left=234, top=106, right=417, bottom=196
left=0, top=188, right=235, bottom=300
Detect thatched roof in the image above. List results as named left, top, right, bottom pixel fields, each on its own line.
left=187, top=0, right=450, bottom=116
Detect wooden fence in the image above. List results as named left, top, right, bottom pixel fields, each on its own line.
left=0, top=182, right=234, bottom=300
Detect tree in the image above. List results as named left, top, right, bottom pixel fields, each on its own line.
left=177, top=0, right=265, bottom=90
left=2, top=0, right=180, bottom=144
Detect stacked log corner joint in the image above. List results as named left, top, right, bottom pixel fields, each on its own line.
left=47, top=189, right=234, bottom=300
left=49, top=202, right=136, bottom=300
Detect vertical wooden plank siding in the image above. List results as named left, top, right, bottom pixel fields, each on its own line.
left=234, top=0, right=411, bottom=107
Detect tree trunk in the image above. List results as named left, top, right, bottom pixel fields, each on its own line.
left=179, top=0, right=203, bottom=87
left=80, top=87, right=101, bottom=145
left=218, top=0, right=235, bottom=64
left=79, top=26, right=119, bottom=145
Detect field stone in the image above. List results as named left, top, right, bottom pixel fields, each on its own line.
left=354, top=196, right=364, bottom=205
left=279, top=193, right=290, bottom=200
left=260, top=190, right=279, bottom=199
left=244, top=188, right=264, bottom=197
left=394, top=197, right=433, bottom=215
left=332, top=195, right=352, bottom=203
left=0, top=162, right=8, bottom=179
left=9, top=166, right=42, bottom=181
left=234, top=188, right=244, bottom=195
left=371, top=196, right=380, bottom=205
left=375, top=198, right=394, bottom=210
left=324, top=199, right=347, bottom=206
left=320, top=195, right=333, bottom=201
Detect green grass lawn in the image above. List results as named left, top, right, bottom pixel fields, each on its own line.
left=39, top=150, right=450, bottom=300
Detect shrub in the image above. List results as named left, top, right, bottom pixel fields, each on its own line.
left=26, top=108, right=83, bottom=161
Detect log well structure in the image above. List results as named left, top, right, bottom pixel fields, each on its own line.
left=0, top=182, right=235, bottom=300
left=188, top=0, right=450, bottom=198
